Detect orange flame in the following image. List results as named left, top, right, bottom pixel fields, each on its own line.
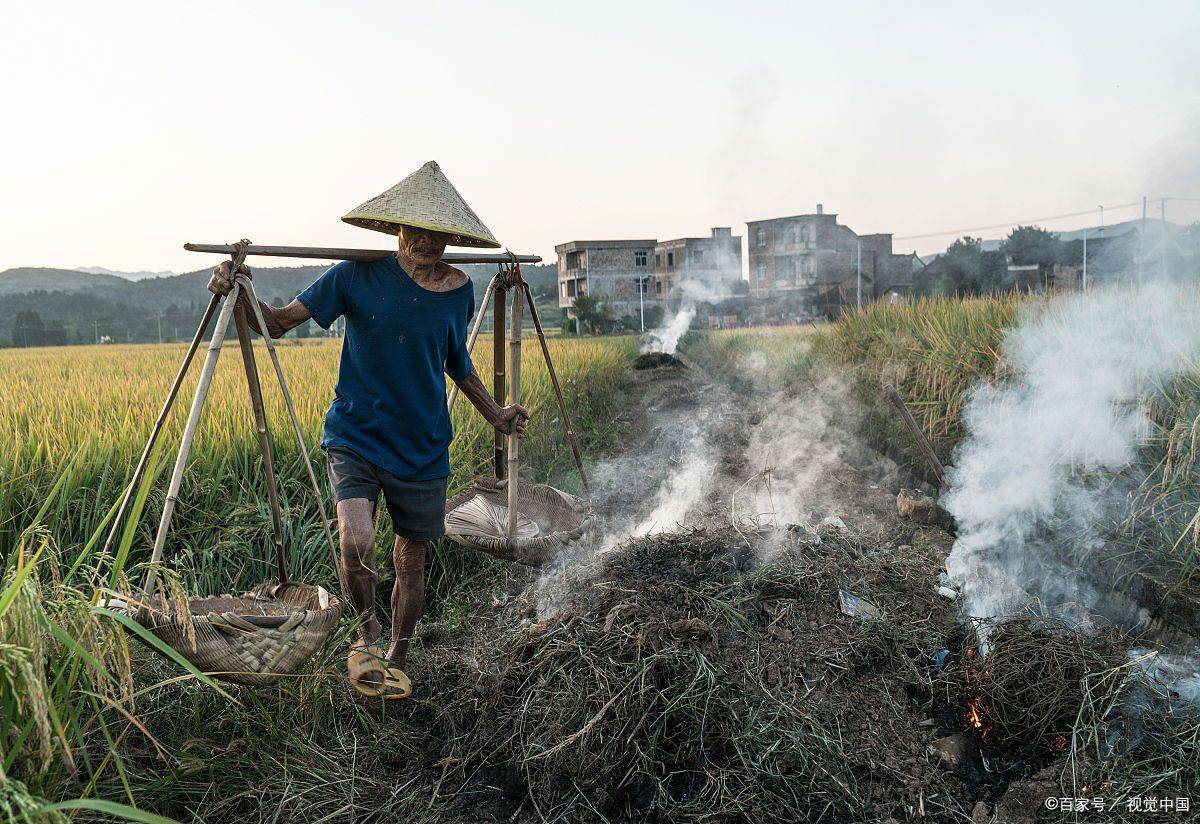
left=967, top=698, right=984, bottom=730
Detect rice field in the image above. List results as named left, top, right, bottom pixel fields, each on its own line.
left=1, top=333, right=638, bottom=815
left=0, top=335, right=635, bottom=590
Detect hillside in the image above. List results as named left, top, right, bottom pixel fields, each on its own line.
left=0, top=267, right=130, bottom=295
left=0, top=262, right=560, bottom=346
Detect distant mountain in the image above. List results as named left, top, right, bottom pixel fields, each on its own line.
left=77, top=266, right=177, bottom=281
left=0, top=267, right=130, bottom=295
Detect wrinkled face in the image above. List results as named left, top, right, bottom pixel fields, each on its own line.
left=398, top=225, right=450, bottom=266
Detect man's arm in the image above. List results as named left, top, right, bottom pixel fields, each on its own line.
left=454, top=369, right=528, bottom=436
left=207, top=261, right=312, bottom=338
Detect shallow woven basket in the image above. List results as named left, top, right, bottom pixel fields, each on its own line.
left=445, top=476, right=593, bottom=565
left=136, top=582, right=343, bottom=687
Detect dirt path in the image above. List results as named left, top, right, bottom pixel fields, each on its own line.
left=588, top=344, right=928, bottom=547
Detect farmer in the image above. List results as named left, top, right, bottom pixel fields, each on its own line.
left=207, top=161, right=527, bottom=698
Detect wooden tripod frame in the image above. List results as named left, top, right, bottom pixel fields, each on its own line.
left=102, top=247, right=341, bottom=598
left=446, top=262, right=591, bottom=535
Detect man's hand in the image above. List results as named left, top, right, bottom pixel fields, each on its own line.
left=207, top=261, right=253, bottom=296
left=490, top=404, right=529, bottom=437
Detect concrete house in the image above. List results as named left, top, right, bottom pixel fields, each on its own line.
left=653, top=227, right=743, bottom=301
left=746, top=205, right=917, bottom=316
left=556, top=239, right=658, bottom=318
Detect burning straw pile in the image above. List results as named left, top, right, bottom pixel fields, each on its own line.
left=416, top=523, right=959, bottom=822
left=964, top=616, right=1128, bottom=759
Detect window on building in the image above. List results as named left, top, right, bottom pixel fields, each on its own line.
left=667, top=252, right=674, bottom=267
left=755, top=228, right=766, bottom=247
left=800, top=225, right=810, bottom=243
left=790, top=226, right=798, bottom=244
left=634, top=250, right=647, bottom=267
left=655, top=280, right=663, bottom=295
left=655, top=253, right=661, bottom=267
left=691, top=249, right=705, bottom=263
left=756, top=261, right=766, bottom=280
left=566, top=251, right=583, bottom=269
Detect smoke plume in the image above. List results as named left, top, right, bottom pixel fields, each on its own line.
left=641, top=247, right=742, bottom=356
left=644, top=307, right=696, bottom=356
left=944, top=282, right=1200, bottom=621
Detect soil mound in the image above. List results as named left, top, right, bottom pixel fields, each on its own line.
left=416, top=523, right=962, bottom=822
left=632, top=351, right=685, bottom=370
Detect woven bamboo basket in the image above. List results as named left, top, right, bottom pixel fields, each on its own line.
left=136, top=582, right=343, bottom=687
left=442, top=268, right=594, bottom=563
left=445, top=476, right=593, bottom=565
left=104, top=265, right=347, bottom=687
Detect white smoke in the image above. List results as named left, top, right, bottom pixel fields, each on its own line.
left=1130, top=647, right=1200, bottom=705
left=944, top=282, right=1200, bottom=621
left=644, top=307, right=696, bottom=356
left=641, top=246, right=743, bottom=355
left=742, top=373, right=872, bottom=529
left=629, top=452, right=717, bottom=537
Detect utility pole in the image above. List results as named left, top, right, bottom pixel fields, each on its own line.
left=638, top=276, right=645, bottom=332
left=156, top=312, right=163, bottom=344
left=1082, top=228, right=1088, bottom=290
left=1139, top=195, right=1147, bottom=282
left=1160, top=198, right=1168, bottom=278
left=855, top=241, right=862, bottom=308
left=94, top=319, right=99, bottom=345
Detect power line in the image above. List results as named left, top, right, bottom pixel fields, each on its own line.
left=894, top=196, right=1200, bottom=243
left=895, top=200, right=1145, bottom=242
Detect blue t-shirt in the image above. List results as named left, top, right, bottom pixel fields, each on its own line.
left=297, top=254, right=475, bottom=480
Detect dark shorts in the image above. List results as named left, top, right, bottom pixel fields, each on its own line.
left=325, top=446, right=448, bottom=541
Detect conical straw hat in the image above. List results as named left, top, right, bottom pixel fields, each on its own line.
left=341, top=161, right=500, bottom=248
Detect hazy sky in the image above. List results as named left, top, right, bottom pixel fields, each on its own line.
left=3, top=0, right=1198, bottom=273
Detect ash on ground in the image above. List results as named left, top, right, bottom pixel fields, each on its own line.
left=632, top=351, right=686, bottom=370
left=401, top=520, right=962, bottom=822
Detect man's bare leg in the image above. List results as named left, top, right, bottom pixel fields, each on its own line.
left=387, top=537, right=427, bottom=670
left=336, top=498, right=381, bottom=645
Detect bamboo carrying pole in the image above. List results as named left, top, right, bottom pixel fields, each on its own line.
left=521, top=282, right=590, bottom=496
left=494, top=285, right=507, bottom=479
left=184, top=242, right=541, bottom=265
left=884, top=384, right=948, bottom=489
left=507, top=287, right=525, bottom=537
left=145, top=282, right=243, bottom=597
left=101, top=293, right=219, bottom=561
left=234, top=308, right=288, bottom=583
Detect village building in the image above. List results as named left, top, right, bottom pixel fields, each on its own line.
left=653, top=228, right=743, bottom=301
left=556, top=239, right=657, bottom=318
left=745, top=205, right=920, bottom=317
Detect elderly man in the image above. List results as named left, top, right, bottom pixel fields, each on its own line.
left=208, top=161, right=527, bottom=698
